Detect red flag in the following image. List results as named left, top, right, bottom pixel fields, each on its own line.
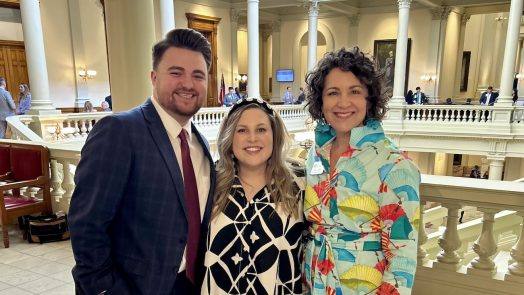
left=218, top=73, right=225, bottom=106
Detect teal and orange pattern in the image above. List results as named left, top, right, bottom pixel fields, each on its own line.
left=303, top=119, right=420, bottom=295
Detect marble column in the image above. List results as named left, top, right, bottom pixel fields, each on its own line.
left=230, top=9, right=240, bottom=86
left=104, top=0, right=155, bottom=111
left=261, top=28, right=271, bottom=99
left=247, top=0, right=260, bottom=98
left=307, top=0, right=319, bottom=71
left=20, top=0, right=58, bottom=114
left=487, top=156, right=505, bottom=180
left=271, top=21, right=281, bottom=103
left=427, top=7, right=450, bottom=102
left=159, top=0, right=175, bottom=37
left=391, top=0, right=412, bottom=106
left=497, top=0, right=524, bottom=105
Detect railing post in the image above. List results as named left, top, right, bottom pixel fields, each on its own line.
left=467, top=208, right=499, bottom=275
left=58, top=159, right=75, bottom=207
left=50, top=159, right=65, bottom=212
left=434, top=203, right=462, bottom=271
left=418, top=203, right=428, bottom=265
left=506, top=211, right=524, bottom=283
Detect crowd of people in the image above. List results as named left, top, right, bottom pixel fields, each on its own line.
left=67, top=28, right=421, bottom=295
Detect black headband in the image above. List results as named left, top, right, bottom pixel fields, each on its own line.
left=228, top=97, right=274, bottom=116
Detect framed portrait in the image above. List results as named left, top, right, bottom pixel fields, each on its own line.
left=460, top=51, right=471, bottom=92
left=374, top=38, right=412, bottom=96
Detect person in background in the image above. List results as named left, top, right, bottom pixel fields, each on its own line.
left=303, top=47, right=420, bottom=295
left=283, top=86, right=294, bottom=104
left=470, top=165, right=481, bottom=178
left=69, top=28, right=215, bottom=295
left=405, top=89, right=414, bottom=105
left=296, top=86, right=305, bottom=104
left=83, top=101, right=97, bottom=112
left=202, top=98, right=303, bottom=294
left=479, top=86, right=498, bottom=106
left=224, top=86, right=240, bottom=107
left=17, top=84, right=32, bottom=115
left=445, top=97, right=455, bottom=105
left=0, top=77, right=15, bottom=139
left=414, top=86, right=427, bottom=105
left=234, top=86, right=241, bottom=99
left=104, top=94, right=112, bottom=109
left=100, top=100, right=111, bottom=112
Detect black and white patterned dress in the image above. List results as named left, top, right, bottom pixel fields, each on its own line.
left=202, top=176, right=304, bottom=295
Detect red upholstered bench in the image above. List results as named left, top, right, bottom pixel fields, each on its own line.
left=0, top=143, right=53, bottom=248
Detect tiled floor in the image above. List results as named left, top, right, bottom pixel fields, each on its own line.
left=0, top=225, right=75, bottom=295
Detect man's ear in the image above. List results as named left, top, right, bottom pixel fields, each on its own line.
left=151, top=71, right=156, bottom=84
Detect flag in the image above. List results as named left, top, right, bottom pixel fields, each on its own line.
left=218, top=73, right=225, bottom=106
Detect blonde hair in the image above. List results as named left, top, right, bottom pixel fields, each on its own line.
left=212, top=102, right=299, bottom=218
left=19, top=84, right=30, bottom=99
left=83, top=101, right=94, bottom=112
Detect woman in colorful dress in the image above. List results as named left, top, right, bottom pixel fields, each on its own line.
left=302, top=47, right=421, bottom=295
left=202, top=98, right=304, bottom=295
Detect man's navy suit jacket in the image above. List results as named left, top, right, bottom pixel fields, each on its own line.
left=69, top=98, right=216, bottom=295
left=479, top=91, right=498, bottom=105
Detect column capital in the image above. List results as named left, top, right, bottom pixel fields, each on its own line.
left=230, top=8, right=240, bottom=23
left=309, top=0, right=319, bottom=17
left=261, top=26, right=271, bottom=40
left=347, top=13, right=360, bottom=26
left=431, top=6, right=451, bottom=21
left=397, top=0, right=412, bottom=9
left=461, top=13, right=471, bottom=26
left=271, top=20, right=281, bottom=32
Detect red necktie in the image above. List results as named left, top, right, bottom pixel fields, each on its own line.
left=178, top=129, right=201, bottom=284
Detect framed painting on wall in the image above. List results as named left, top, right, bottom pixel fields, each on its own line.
left=373, top=38, right=412, bottom=96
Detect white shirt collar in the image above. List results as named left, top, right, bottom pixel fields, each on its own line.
left=151, top=96, right=192, bottom=142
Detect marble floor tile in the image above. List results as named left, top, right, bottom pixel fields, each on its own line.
left=0, top=269, right=43, bottom=286
left=30, top=262, right=71, bottom=276
left=5, top=256, right=53, bottom=270
left=18, top=277, right=65, bottom=294
left=0, top=282, right=11, bottom=291
left=43, top=283, right=75, bottom=295
left=0, top=287, right=34, bottom=295
left=49, top=269, right=74, bottom=283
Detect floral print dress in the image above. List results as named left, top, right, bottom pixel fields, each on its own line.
left=303, top=119, right=420, bottom=295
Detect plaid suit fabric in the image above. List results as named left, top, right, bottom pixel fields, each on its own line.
left=69, top=99, right=215, bottom=295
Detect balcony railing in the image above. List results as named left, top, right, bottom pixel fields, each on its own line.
left=3, top=103, right=524, bottom=294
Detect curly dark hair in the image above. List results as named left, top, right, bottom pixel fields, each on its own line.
left=305, top=47, right=388, bottom=122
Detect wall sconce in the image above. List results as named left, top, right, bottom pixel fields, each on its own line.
left=516, top=73, right=523, bottom=80
left=79, top=68, right=97, bottom=81
left=420, top=74, right=436, bottom=83
left=234, top=74, right=248, bottom=82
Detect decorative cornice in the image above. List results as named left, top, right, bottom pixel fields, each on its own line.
left=347, top=13, right=360, bottom=26
left=461, top=13, right=471, bottom=26
left=431, top=7, right=451, bottom=21
left=309, top=0, right=319, bottom=17
left=230, top=8, right=240, bottom=23
left=397, top=0, right=412, bottom=10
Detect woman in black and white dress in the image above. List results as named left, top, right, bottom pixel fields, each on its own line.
left=202, top=98, right=303, bottom=295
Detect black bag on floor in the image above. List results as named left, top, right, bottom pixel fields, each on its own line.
left=25, top=213, right=70, bottom=243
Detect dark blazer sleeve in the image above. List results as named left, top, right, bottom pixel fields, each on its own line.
left=69, top=116, right=133, bottom=294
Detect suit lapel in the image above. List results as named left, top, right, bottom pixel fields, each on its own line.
left=191, top=124, right=216, bottom=224
left=141, top=99, right=188, bottom=219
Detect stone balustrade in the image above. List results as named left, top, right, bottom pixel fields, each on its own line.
left=3, top=103, right=524, bottom=294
